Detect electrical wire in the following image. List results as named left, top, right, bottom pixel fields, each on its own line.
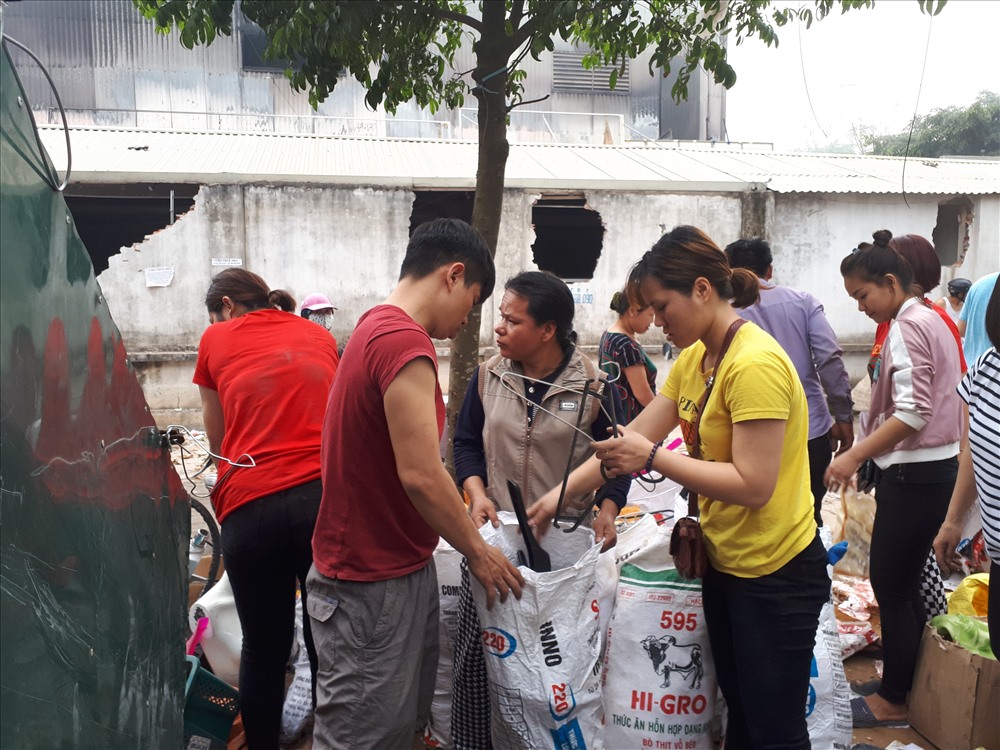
left=796, top=17, right=829, bottom=141
left=2, top=33, right=72, bottom=191
left=164, top=424, right=256, bottom=468
left=173, top=443, right=214, bottom=500
left=901, top=10, right=935, bottom=208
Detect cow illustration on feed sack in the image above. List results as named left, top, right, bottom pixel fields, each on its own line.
left=641, top=635, right=704, bottom=689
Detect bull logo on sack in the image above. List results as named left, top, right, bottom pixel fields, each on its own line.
left=640, top=635, right=704, bottom=689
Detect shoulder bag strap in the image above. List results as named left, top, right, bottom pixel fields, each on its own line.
left=684, top=318, right=746, bottom=517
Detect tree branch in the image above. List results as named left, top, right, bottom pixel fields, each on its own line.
left=509, top=0, right=525, bottom=31
left=433, top=7, right=484, bottom=33
left=510, top=14, right=541, bottom=49
left=508, top=93, right=550, bottom=112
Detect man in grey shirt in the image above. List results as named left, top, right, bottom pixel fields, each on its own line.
left=726, top=238, right=854, bottom=525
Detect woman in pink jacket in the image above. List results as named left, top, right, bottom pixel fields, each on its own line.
left=825, top=231, right=961, bottom=728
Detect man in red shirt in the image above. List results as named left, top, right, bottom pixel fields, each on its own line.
left=308, top=219, right=523, bottom=749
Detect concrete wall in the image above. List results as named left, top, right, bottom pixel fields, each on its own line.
left=769, top=192, right=1000, bottom=350
left=96, top=183, right=999, bottom=424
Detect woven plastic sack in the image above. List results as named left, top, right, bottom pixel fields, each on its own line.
left=807, top=527, right=852, bottom=749
left=279, top=595, right=313, bottom=746
left=602, top=518, right=718, bottom=750
left=423, top=537, right=464, bottom=748
left=471, top=514, right=603, bottom=750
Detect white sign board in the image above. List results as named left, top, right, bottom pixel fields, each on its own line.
left=144, top=266, right=174, bottom=287
left=211, top=258, right=244, bottom=267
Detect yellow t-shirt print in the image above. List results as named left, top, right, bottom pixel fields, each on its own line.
left=662, top=323, right=816, bottom=578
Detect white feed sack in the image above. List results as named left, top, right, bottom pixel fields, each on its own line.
left=603, top=518, right=718, bottom=750
left=423, top=538, right=464, bottom=749
left=810, top=526, right=852, bottom=749
left=471, top=515, right=604, bottom=750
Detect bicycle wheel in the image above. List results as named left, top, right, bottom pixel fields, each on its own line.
left=189, top=497, right=223, bottom=595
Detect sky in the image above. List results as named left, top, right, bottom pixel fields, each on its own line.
left=723, top=0, right=1000, bottom=151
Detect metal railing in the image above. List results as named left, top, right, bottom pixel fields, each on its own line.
left=36, top=107, right=453, bottom=140
left=35, top=106, right=639, bottom=145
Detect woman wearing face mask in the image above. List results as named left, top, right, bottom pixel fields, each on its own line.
left=824, top=231, right=961, bottom=728
left=599, top=290, right=657, bottom=424
left=196, top=268, right=340, bottom=749
left=530, top=226, right=828, bottom=750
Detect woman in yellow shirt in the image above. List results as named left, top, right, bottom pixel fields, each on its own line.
left=530, top=226, right=829, bottom=750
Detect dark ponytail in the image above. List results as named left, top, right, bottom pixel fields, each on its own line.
left=205, top=268, right=296, bottom=314
left=626, top=225, right=760, bottom=309
left=267, top=289, right=296, bottom=312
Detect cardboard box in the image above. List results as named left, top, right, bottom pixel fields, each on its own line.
left=909, top=621, right=999, bottom=750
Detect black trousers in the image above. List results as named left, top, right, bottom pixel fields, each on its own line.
left=807, top=432, right=833, bottom=526
left=220, top=479, right=322, bottom=750
left=703, top=534, right=830, bottom=750
left=871, top=458, right=957, bottom=704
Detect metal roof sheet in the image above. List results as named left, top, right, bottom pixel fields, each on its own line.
left=37, top=125, right=1000, bottom=195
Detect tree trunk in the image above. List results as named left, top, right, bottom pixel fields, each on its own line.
left=444, top=3, right=511, bottom=479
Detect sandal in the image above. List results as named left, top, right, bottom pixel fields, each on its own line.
left=850, top=678, right=881, bottom=696
left=851, top=697, right=909, bottom=729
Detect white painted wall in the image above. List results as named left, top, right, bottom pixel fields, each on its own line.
left=769, top=192, right=1000, bottom=349
left=95, top=183, right=999, bottom=423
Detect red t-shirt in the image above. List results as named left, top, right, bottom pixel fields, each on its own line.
left=312, top=305, right=444, bottom=582
left=193, top=309, right=339, bottom=521
left=870, top=297, right=967, bottom=381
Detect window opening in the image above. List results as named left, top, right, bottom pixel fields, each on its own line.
left=530, top=196, right=604, bottom=281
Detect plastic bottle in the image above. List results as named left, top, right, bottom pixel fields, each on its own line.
left=189, top=529, right=208, bottom=579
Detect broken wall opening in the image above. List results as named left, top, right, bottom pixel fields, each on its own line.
left=64, top=183, right=198, bottom=274
left=409, top=190, right=475, bottom=235
left=932, top=195, right=974, bottom=267
left=530, top=195, right=604, bottom=281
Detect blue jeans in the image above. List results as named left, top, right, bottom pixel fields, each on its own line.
left=702, top=533, right=829, bottom=750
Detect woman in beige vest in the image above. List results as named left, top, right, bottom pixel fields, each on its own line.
left=450, top=270, right=628, bottom=749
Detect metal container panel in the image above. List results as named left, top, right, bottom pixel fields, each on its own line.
left=1, top=44, right=188, bottom=749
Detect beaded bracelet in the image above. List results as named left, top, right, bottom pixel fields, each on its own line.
left=644, top=440, right=663, bottom=474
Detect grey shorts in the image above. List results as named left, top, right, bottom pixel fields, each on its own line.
left=306, top=561, right=439, bottom=750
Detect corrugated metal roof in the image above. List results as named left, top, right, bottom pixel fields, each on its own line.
left=37, top=125, right=1000, bottom=195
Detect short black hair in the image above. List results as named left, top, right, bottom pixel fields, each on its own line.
left=505, top=271, right=576, bottom=351
left=724, top=238, right=772, bottom=278
left=400, top=218, right=495, bottom=301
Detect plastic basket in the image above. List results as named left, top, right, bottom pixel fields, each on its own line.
left=184, top=654, right=239, bottom=744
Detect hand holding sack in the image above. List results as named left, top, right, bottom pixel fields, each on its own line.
left=470, top=514, right=604, bottom=750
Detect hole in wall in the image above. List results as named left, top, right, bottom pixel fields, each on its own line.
left=530, top=195, right=604, bottom=281
left=932, top=195, right=974, bottom=267
left=409, top=190, right=475, bottom=235
left=64, top=184, right=198, bottom=274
